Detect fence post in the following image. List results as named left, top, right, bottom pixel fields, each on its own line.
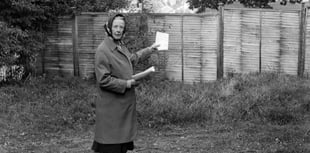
left=72, top=12, right=80, bottom=77
left=259, top=10, right=262, bottom=73
left=181, top=15, right=184, bottom=82
left=217, top=3, right=224, bottom=80
left=40, top=24, right=45, bottom=74
left=298, top=2, right=306, bottom=77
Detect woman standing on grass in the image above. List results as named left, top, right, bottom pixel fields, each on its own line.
left=92, top=13, right=159, bottom=153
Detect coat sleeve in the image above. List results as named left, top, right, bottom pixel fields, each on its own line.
left=95, top=49, right=127, bottom=94
left=130, top=47, right=153, bottom=65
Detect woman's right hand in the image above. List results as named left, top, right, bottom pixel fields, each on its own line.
left=126, top=79, right=137, bottom=88
left=149, top=43, right=160, bottom=51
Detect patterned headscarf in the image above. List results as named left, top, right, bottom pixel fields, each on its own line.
left=104, top=13, right=127, bottom=40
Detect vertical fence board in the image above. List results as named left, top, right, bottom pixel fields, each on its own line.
left=305, top=9, right=310, bottom=77
left=240, top=10, right=260, bottom=73
left=261, top=11, right=281, bottom=72
left=218, top=5, right=224, bottom=79
left=280, top=11, right=300, bottom=75
left=77, top=14, right=107, bottom=79
left=161, top=15, right=183, bottom=81
left=224, top=9, right=242, bottom=75
left=147, top=14, right=182, bottom=80
left=299, top=4, right=306, bottom=77
left=201, top=14, right=218, bottom=81
left=72, top=14, right=79, bottom=76
left=45, top=16, right=74, bottom=76
left=183, top=15, right=203, bottom=82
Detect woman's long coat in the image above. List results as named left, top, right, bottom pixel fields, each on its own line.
left=94, top=38, right=153, bottom=144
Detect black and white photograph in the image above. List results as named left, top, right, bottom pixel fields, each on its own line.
left=1, top=0, right=310, bottom=152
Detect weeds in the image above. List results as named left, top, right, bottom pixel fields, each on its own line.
left=0, top=76, right=96, bottom=133
left=1, top=72, right=310, bottom=133
left=136, top=72, right=310, bottom=127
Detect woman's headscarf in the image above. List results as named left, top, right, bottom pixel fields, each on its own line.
left=104, top=13, right=127, bottom=41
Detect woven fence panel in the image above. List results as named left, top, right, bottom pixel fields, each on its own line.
left=261, top=11, right=281, bottom=72
left=43, top=9, right=307, bottom=81
left=146, top=15, right=168, bottom=77
left=147, top=14, right=166, bottom=43
left=240, top=10, right=260, bottom=73
left=77, top=14, right=107, bottom=79
left=160, top=15, right=183, bottom=81
left=224, top=9, right=242, bottom=75
left=44, top=16, right=74, bottom=76
left=280, top=11, right=299, bottom=75
left=182, top=14, right=218, bottom=82
left=224, top=9, right=261, bottom=75
left=201, top=14, right=218, bottom=81
left=183, top=15, right=203, bottom=82
left=224, top=9, right=301, bottom=76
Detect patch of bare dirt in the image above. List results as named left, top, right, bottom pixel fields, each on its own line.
left=2, top=122, right=310, bottom=153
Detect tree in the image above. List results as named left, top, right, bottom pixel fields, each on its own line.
left=0, top=0, right=129, bottom=82
left=73, top=0, right=130, bottom=12
left=187, top=0, right=303, bottom=13
left=0, top=23, right=43, bottom=81
left=0, top=0, right=130, bottom=30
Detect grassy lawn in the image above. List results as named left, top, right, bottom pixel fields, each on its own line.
left=1, top=72, right=310, bottom=152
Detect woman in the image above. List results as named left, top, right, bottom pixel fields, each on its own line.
left=92, top=13, right=159, bottom=153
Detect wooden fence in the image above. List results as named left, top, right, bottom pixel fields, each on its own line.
left=224, top=8, right=302, bottom=76
left=40, top=4, right=310, bottom=82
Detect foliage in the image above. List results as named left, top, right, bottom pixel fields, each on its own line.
left=73, top=0, right=130, bottom=13
left=0, top=24, right=43, bottom=66
left=0, top=0, right=129, bottom=82
left=187, top=0, right=303, bottom=12
left=1, top=73, right=310, bottom=152
left=0, top=76, right=96, bottom=132
left=136, top=72, right=310, bottom=127
left=0, top=23, right=44, bottom=82
left=0, top=0, right=130, bottom=29
left=122, top=14, right=153, bottom=71
left=1, top=72, right=309, bottom=132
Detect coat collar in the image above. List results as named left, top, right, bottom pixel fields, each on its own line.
left=104, top=37, right=118, bottom=51
left=104, top=37, right=126, bottom=51
left=103, top=37, right=130, bottom=57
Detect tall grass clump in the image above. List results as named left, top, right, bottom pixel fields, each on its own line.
left=0, top=76, right=97, bottom=133
left=136, top=72, right=310, bottom=127
left=1, top=72, right=309, bottom=132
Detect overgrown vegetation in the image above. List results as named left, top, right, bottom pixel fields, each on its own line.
left=188, top=0, right=303, bottom=12
left=136, top=72, right=310, bottom=127
left=0, top=0, right=129, bottom=82
left=0, top=76, right=96, bottom=133
left=1, top=72, right=309, bottom=133
left=1, top=72, right=310, bottom=152
left=0, top=23, right=44, bottom=82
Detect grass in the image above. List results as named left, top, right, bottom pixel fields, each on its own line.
left=1, top=72, right=310, bottom=152
left=1, top=72, right=310, bottom=131
left=136, top=72, right=310, bottom=127
left=0, top=76, right=97, bottom=133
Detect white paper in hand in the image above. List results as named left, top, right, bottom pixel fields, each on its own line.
left=132, top=66, right=155, bottom=80
left=155, top=32, right=169, bottom=50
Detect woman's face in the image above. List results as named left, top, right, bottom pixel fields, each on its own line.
left=111, top=17, right=125, bottom=40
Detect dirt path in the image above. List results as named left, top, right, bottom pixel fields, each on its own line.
left=2, top=122, right=310, bottom=153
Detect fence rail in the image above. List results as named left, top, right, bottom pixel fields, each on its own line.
left=36, top=4, right=310, bottom=82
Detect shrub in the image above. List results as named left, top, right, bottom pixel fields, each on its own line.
left=0, top=0, right=130, bottom=83
left=0, top=23, right=44, bottom=82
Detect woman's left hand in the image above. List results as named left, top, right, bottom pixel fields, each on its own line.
left=149, top=43, right=160, bottom=51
